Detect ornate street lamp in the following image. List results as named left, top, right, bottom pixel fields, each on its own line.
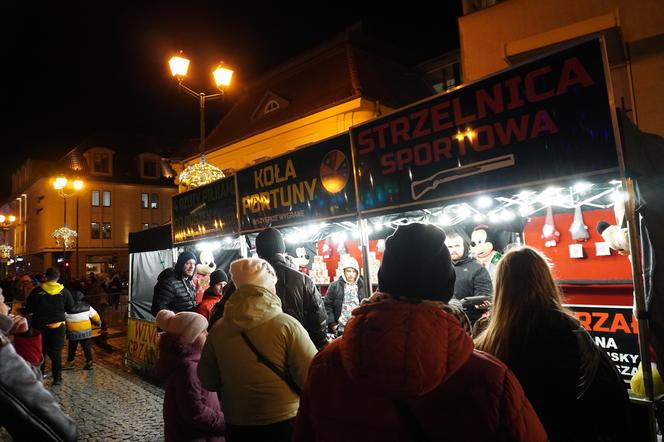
left=169, top=51, right=234, bottom=189
left=52, top=176, right=84, bottom=274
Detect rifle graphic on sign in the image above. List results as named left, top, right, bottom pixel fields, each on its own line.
left=410, top=154, right=516, bottom=201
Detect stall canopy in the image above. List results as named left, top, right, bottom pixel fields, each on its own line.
left=129, top=224, right=174, bottom=320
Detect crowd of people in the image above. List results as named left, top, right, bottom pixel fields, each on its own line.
left=146, top=224, right=631, bottom=441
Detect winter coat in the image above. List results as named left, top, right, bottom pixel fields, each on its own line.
left=152, top=268, right=197, bottom=316
left=451, top=256, right=492, bottom=322
left=324, top=276, right=367, bottom=325
left=294, top=294, right=546, bottom=442
left=155, top=333, right=225, bottom=442
left=503, top=309, right=630, bottom=441
left=65, top=291, right=101, bottom=341
left=196, top=288, right=222, bottom=320
left=198, top=284, right=317, bottom=426
left=0, top=330, right=77, bottom=441
left=24, top=282, right=74, bottom=329
left=265, top=254, right=328, bottom=349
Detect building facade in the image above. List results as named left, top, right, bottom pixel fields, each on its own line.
left=3, top=141, right=177, bottom=278
left=458, top=0, right=664, bottom=136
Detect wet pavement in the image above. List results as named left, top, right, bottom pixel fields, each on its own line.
left=1, top=329, right=165, bottom=441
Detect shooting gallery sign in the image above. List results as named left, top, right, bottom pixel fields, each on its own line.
left=237, top=134, right=356, bottom=231
left=172, top=176, right=238, bottom=244
left=350, top=38, right=619, bottom=213
left=567, top=304, right=640, bottom=382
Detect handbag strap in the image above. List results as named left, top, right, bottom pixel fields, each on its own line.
left=240, top=331, right=301, bottom=395
left=394, top=400, right=429, bottom=442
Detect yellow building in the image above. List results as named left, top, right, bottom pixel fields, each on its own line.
left=459, top=0, right=664, bottom=136
left=174, top=28, right=435, bottom=186
left=3, top=141, right=177, bottom=278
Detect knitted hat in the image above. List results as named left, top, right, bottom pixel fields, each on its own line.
left=255, top=228, right=286, bottom=258
left=175, top=251, right=197, bottom=274
left=342, top=257, right=360, bottom=272
left=378, top=223, right=455, bottom=302
left=230, top=258, right=278, bottom=292
left=209, top=269, right=228, bottom=286
left=155, top=310, right=208, bottom=344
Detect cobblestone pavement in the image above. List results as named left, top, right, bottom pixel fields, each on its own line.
left=1, top=330, right=165, bottom=442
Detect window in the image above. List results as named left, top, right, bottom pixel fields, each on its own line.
left=142, top=223, right=149, bottom=231
left=92, top=153, right=110, bottom=173
left=142, top=158, right=158, bottom=178
left=102, top=191, right=111, bottom=207
left=102, top=222, right=112, bottom=239
left=141, top=193, right=149, bottom=209
left=91, top=191, right=100, bottom=207
left=150, top=193, right=159, bottom=209
left=91, top=222, right=100, bottom=239
left=264, top=100, right=280, bottom=114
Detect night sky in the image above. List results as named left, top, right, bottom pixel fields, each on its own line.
left=1, top=3, right=461, bottom=198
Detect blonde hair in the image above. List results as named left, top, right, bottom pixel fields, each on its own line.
left=475, top=246, right=569, bottom=361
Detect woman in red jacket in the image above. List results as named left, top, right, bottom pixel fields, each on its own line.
left=294, top=223, right=546, bottom=442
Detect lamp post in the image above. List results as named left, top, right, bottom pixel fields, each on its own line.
left=52, top=177, right=84, bottom=278
left=168, top=51, right=234, bottom=189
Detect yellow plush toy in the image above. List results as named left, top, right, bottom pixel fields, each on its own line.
left=630, top=362, right=664, bottom=398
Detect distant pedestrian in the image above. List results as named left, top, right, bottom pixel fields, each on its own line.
left=63, top=291, right=101, bottom=371
left=23, top=267, right=74, bottom=385
left=155, top=309, right=225, bottom=442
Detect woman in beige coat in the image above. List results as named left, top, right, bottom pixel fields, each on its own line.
left=198, top=258, right=316, bottom=442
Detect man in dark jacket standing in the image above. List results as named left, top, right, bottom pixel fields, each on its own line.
left=151, top=251, right=198, bottom=317
left=324, top=257, right=367, bottom=337
left=445, top=232, right=492, bottom=324
left=255, top=227, right=328, bottom=349
left=23, top=267, right=74, bottom=385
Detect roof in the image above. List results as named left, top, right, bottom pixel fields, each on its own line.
left=178, top=27, right=434, bottom=160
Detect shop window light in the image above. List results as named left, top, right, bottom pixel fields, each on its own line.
left=573, top=182, right=593, bottom=193
left=473, top=213, right=486, bottom=223
left=477, top=196, right=493, bottom=208
left=439, top=214, right=452, bottom=226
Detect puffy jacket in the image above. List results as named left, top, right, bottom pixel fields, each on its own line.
left=196, top=288, right=222, bottom=320
left=263, top=254, right=328, bottom=349
left=324, top=276, right=367, bottom=325
left=155, top=333, right=225, bottom=442
left=65, top=291, right=101, bottom=341
left=24, top=282, right=74, bottom=329
left=198, top=284, right=317, bottom=426
left=152, top=268, right=196, bottom=316
left=0, top=332, right=77, bottom=441
left=451, top=256, right=492, bottom=323
left=294, top=294, right=546, bottom=442
left=503, top=310, right=630, bottom=441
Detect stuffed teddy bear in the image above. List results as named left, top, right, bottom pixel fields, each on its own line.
left=192, top=250, right=216, bottom=305
left=470, top=224, right=502, bottom=281
left=596, top=221, right=629, bottom=255
left=294, top=247, right=310, bottom=274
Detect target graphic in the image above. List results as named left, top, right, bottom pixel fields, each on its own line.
left=320, top=149, right=350, bottom=194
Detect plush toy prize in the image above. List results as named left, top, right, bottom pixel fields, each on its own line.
left=193, top=250, right=216, bottom=304
left=470, top=224, right=502, bottom=280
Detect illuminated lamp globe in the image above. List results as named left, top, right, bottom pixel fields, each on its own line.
left=179, top=155, right=225, bottom=189
left=52, top=227, right=78, bottom=249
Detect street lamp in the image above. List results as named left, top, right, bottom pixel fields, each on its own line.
left=169, top=51, right=234, bottom=189
left=0, top=215, right=16, bottom=276
left=52, top=176, right=84, bottom=276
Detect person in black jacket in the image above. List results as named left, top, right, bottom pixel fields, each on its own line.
left=445, top=232, right=492, bottom=324
left=255, top=228, right=328, bottom=349
left=151, top=251, right=198, bottom=317
left=0, top=304, right=77, bottom=442
left=23, top=267, right=74, bottom=385
left=324, top=257, right=367, bottom=336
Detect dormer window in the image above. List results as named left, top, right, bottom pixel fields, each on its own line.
left=84, top=147, right=114, bottom=176
left=264, top=100, right=280, bottom=114
left=139, top=153, right=162, bottom=180
left=93, top=153, right=110, bottom=173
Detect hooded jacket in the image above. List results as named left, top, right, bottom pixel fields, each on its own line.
left=324, top=275, right=367, bottom=325
left=198, top=284, right=317, bottom=426
left=155, top=333, right=225, bottom=442
left=65, top=291, right=101, bottom=341
left=152, top=267, right=197, bottom=316
left=24, top=282, right=74, bottom=329
left=294, top=295, right=546, bottom=442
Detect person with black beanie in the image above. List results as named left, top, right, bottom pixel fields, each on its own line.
left=195, top=269, right=228, bottom=320
left=151, top=251, right=198, bottom=316
left=251, top=227, right=328, bottom=349
left=294, top=223, right=545, bottom=441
